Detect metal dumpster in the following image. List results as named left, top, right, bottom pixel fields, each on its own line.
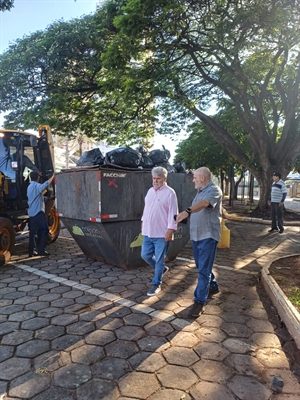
left=56, top=166, right=195, bottom=270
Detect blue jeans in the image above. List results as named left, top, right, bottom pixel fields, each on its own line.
left=192, top=238, right=218, bottom=304
left=141, top=236, right=169, bottom=285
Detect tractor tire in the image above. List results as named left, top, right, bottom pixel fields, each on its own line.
left=47, top=205, right=61, bottom=244
left=0, top=218, right=15, bottom=264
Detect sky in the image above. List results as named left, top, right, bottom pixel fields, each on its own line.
left=0, top=0, right=182, bottom=160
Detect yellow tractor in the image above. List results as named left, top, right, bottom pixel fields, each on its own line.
left=0, top=125, right=60, bottom=264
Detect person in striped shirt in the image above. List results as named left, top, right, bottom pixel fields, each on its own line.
left=268, top=172, right=287, bottom=234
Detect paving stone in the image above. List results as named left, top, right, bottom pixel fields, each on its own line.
left=137, top=336, right=171, bottom=352
left=92, top=357, right=131, bottom=380
left=34, top=350, right=70, bottom=372
left=144, top=321, right=174, bottom=336
left=0, top=304, right=24, bottom=315
left=221, top=312, right=250, bottom=324
left=21, top=317, right=48, bottom=330
left=0, top=345, right=14, bottom=362
left=148, top=389, right=192, bottom=400
left=197, top=314, right=224, bottom=328
left=119, top=371, right=160, bottom=399
left=228, top=375, right=272, bottom=400
left=223, top=338, right=255, bottom=354
left=32, top=386, right=74, bottom=400
left=221, top=322, right=253, bottom=338
left=37, top=307, right=63, bottom=318
left=190, top=381, right=235, bottom=400
left=14, top=296, right=38, bottom=305
left=25, top=301, right=49, bottom=311
left=4, top=292, right=26, bottom=300
left=0, top=321, right=20, bottom=336
left=195, top=327, right=227, bottom=343
left=193, top=359, right=233, bottom=384
left=115, top=325, right=145, bottom=341
left=85, top=330, right=116, bottom=346
left=9, top=371, right=51, bottom=399
left=168, top=331, right=200, bottom=348
left=66, top=321, right=95, bottom=335
left=75, top=295, right=97, bottom=305
left=79, top=309, right=106, bottom=322
left=18, top=284, right=39, bottom=292
left=194, top=342, right=230, bottom=361
left=129, top=351, right=166, bottom=372
left=50, top=286, right=71, bottom=294
left=51, top=298, right=74, bottom=308
left=157, top=365, right=198, bottom=390
left=163, top=347, right=199, bottom=367
left=246, top=318, right=275, bottom=333
left=51, top=313, right=78, bottom=326
left=105, top=339, right=139, bottom=358
left=95, top=316, right=124, bottom=331
left=62, top=290, right=83, bottom=299
left=2, top=329, right=33, bottom=345
left=71, top=344, right=105, bottom=364
left=263, top=368, right=300, bottom=394
left=16, top=339, right=49, bottom=358
left=51, top=334, right=83, bottom=351
left=256, top=348, right=290, bottom=369
left=30, top=289, right=50, bottom=297
left=53, top=364, right=91, bottom=389
left=0, top=357, right=31, bottom=380
left=250, top=332, right=282, bottom=348
left=35, top=325, right=65, bottom=340
left=105, top=305, right=132, bottom=318
left=0, top=381, right=7, bottom=396
left=76, top=378, right=119, bottom=400
left=38, top=293, right=61, bottom=302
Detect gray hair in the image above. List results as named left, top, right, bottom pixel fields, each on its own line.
left=152, top=166, right=168, bottom=179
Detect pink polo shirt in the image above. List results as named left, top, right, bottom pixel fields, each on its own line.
left=141, top=183, right=178, bottom=238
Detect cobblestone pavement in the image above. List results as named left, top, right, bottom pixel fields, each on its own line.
left=1, top=221, right=300, bottom=399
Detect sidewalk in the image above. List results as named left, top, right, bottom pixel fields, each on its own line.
left=0, top=221, right=300, bottom=399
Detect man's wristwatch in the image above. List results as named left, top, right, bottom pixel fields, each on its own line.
left=185, top=207, right=192, bottom=216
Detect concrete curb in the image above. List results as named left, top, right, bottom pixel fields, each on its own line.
left=261, top=254, right=300, bottom=350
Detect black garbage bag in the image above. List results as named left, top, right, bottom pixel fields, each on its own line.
left=105, top=147, right=142, bottom=168
left=174, top=161, right=186, bottom=173
left=137, top=145, right=148, bottom=156
left=149, top=147, right=171, bottom=164
left=140, top=155, right=154, bottom=168
left=155, top=162, right=176, bottom=173
left=76, top=148, right=105, bottom=166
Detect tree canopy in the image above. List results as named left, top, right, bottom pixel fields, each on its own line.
left=1, top=0, right=300, bottom=207
left=0, top=3, right=155, bottom=145
left=0, top=0, right=14, bottom=12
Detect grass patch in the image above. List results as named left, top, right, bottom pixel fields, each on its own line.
left=289, top=287, right=300, bottom=309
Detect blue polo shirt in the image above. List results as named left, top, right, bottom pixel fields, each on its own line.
left=190, top=181, right=222, bottom=242
left=27, top=181, right=49, bottom=217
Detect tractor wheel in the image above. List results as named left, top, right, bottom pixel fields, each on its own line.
left=0, top=218, right=15, bottom=264
left=47, top=206, right=61, bottom=243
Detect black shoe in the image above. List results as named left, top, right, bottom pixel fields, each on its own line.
left=38, top=251, right=50, bottom=256
left=147, top=284, right=161, bottom=296
left=279, top=230, right=284, bottom=234
left=268, top=228, right=278, bottom=233
left=188, top=301, right=205, bottom=318
left=28, top=250, right=38, bottom=257
left=208, top=286, right=220, bottom=297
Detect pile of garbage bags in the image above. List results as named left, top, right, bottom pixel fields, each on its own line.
left=76, top=145, right=186, bottom=173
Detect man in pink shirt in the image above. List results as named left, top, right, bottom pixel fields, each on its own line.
left=141, top=166, right=178, bottom=296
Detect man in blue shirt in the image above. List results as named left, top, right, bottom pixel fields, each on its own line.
left=27, top=171, right=54, bottom=257
left=268, top=172, right=287, bottom=234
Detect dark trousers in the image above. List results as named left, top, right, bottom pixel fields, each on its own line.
left=28, top=212, right=49, bottom=255
left=271, top=202, right=284, bottom=231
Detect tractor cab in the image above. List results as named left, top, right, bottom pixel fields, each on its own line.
left=0, top=126, right=60, bottom=264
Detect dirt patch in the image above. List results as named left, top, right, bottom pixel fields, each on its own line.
left=269, top=256, right=300, bottom=314
left=223, top=200, right=300, bottom=313
left=223, top=200, right=300, bottom=221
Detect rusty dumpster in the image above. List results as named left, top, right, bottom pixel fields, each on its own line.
left=56, top=166, right=195, bottom=270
